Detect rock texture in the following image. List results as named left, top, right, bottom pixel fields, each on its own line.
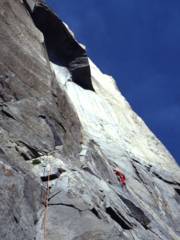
left=0, top=0, right=180, bottom=239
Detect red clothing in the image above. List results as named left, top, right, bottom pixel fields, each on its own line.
left=114, top=170, right=126, bottom=186
left=119, top=174, right=126, bottom=186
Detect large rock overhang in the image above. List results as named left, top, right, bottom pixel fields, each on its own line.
left=24, top=0, right=94, bottom=91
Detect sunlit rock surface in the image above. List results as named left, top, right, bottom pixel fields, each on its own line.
left=0, top=0, right=180, bottom=239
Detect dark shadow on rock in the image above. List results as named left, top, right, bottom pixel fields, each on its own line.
left=174, top=188, right=180, bottom=203
left=175, top=188, right=180, bottom=196
left=38, top=115, right=64, bottom=146
left=41, top=168, right=66, bottom=182
left=91, top=208, right=102, bottom=219
left=106, top=207, right=133, bottom=230
left=16, top=141, right=41, bottom=160
left=119, top=195, right=150, bottom=229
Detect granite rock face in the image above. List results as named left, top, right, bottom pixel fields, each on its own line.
left=0, top=0, right=180, bottom=239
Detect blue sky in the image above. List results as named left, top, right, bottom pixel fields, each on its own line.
left=46, top=0, right=180, bottom=164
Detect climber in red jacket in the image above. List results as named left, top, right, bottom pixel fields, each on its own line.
left=114, top=168, right=126, bottom=188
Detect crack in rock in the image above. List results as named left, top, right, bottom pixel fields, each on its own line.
left=106, top=207, right=133, bottom=230
left=119, top=195, right=150, bottom=229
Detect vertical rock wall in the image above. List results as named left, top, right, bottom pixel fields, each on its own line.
left=0, top=1, right=180, bottom=239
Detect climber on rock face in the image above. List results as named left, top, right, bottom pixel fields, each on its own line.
left=114, top=168, right=126, bottom=188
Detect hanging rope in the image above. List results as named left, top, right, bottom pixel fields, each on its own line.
left=43, top=164, right=51, bottom=240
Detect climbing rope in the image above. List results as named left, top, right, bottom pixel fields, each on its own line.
left=43, top=164, right=51, bottom=240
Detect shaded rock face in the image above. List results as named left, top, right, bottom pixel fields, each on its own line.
left=0, top=0, right=180, bottom=239
left=27, top=1, right=94, bottom=91
left=0, top=162, right=42, bottom=240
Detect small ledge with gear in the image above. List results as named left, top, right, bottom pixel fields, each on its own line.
left=41, top=168, right=66, bottom=182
